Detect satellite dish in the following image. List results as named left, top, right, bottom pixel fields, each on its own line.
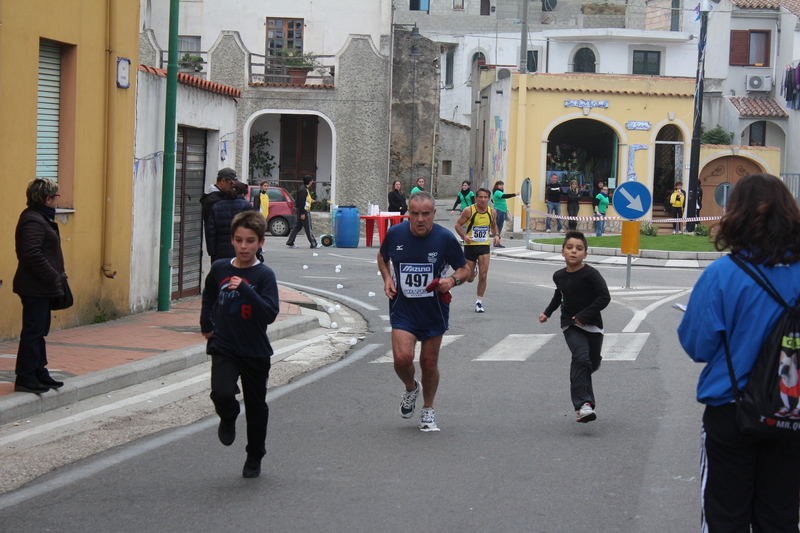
left=542, top=0, right=557, bottom=11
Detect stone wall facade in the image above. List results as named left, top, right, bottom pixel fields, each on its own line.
left=207, top=33, right=391, bottom=214
left=437, top=119, right=472, bottom=198
left=390, top=31, right=442, bottom=196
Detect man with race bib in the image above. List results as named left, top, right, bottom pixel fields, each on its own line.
left=378, top=191, right=470, bottom=432
left=454, top=188, right=500, bottom=313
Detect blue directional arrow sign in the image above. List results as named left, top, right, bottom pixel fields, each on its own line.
left=613, top=181, right=652, bottom=221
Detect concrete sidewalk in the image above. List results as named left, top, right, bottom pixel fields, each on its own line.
left=496, top=231, right=725, bottom=268
left=0, top=286, right=320, bottom=425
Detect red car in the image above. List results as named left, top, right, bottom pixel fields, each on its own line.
left=247, top=186, right=297, bottom=236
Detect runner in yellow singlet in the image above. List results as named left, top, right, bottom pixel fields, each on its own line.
left=454, top=188, right=500, bottom=313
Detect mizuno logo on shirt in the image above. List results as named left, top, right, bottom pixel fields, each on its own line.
left=396, top=245, right=403, bottom=250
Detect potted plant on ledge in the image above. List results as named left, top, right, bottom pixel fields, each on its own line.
left=280, top=49, right=319, bottom=85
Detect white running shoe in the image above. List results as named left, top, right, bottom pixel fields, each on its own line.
left=576, top=403, right=596, bottom=423
left=400, top=380, right=421, bottom=418
left=475, top=302, right=485, bottom=313
left=419, top=407, right=440, bottom=432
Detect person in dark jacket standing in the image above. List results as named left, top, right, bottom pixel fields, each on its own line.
left=388, top=180, right=408, bottom=215
left=206, top=182, right=254, bottom=262
left=200, top=168, right=238, bottom=226
left=545, top=174, right=563, bottom=233
left=13, top=178, right=68, bottom=394
left=566, top=179, right=581, bottom=231
left=285, top=175, right=319, bottom=248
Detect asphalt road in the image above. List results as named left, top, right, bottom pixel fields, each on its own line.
left=0, top=212, right=707, bottom=533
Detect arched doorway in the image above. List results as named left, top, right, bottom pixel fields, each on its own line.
left=653, top=124, right=684, bottom=207
left=244, top=110, right=335, bottom=203
left=699, top=156, right=762, bottom=220
left=546, top=118, right=618, bottom=195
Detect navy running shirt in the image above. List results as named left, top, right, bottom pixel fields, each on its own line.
left=379, top=221, right=466, bottom=331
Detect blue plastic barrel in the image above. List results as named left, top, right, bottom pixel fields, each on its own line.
left=334, top=206, right=360, bottom=248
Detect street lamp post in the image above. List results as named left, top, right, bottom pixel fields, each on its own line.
left=686, top=0, right=711, bottom=233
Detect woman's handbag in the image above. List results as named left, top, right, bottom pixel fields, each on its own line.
left=51, top=276, right=73, bottom=310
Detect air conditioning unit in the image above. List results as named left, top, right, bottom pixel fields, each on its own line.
left=746, top=74, right=772, bottom=92
left=496, top=67, right=512, bottom=81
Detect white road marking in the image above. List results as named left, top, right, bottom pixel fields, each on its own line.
left=326, top=253, right=378, bottom=263
left=602, top=333, right=651, bottom=360
left=473, top=334, right=556, bottom=361
left=601, top=257, right=637, bottom=264
left=370, top=335, right=463, bottom=363
left=610, top=289, right=688, bottom=296
left=379, top=315, right=390, bottom=321
left=278, top=281, right=380, bottom=311
left=622, top=290, right=692, bottom=333
left=665, top=259, right=700, bottom=268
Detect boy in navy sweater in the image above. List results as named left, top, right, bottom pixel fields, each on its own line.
left=200, top=211, right=280, bottom=478
left=539, top=231, right=610, bottom=423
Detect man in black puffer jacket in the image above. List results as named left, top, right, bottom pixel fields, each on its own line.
left=206, top=182, right=255, bottom=262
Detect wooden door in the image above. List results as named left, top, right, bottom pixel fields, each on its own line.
left=699, top=156, right=762, bottom=220
left=279, top=114, right=318, bottom=190
left=171, top=127, right=206, bottom=299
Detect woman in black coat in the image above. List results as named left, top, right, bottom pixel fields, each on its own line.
left=566, top=179, right=582, bottom=230
left=206, top=182, right=255, bottom=262
left=388, top=180, right=407, bottom=215
left=13, top=178, right=68, bottom=394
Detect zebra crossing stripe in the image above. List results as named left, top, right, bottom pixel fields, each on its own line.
left=473, top=334, right=556, bottom=361
left=601, top=333, right=650, bottom=360
left=369, top=335, right=464, bottom=363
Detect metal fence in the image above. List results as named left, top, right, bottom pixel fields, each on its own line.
left=781, top=173, right=800, bottom=199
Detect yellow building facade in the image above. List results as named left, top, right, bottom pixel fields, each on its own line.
left=501, top=73, right=781, bottom=229
left=0, top=1, right=140, bottom=339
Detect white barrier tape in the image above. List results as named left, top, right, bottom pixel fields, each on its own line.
left=524, top=208, right=722, bottom=225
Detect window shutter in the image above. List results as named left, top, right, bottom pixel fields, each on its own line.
left=37, top=41, right=61, bottom=181
left=729, top=30, right=749, bottom=66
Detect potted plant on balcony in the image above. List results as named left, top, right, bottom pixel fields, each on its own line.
left=179, top=53, right=204, bottom=73
left=280, top=49, right=319, bottom=84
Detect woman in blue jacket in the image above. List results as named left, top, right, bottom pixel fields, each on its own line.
left=678, top=173, right=800, bottom=532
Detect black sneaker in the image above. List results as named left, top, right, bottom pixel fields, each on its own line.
left=218, top=418, right=236, bottom=446
left=243, top=456, right=262, bottom=478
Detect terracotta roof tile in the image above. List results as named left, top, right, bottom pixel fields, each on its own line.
left=138, top=65, right=242, bottom=98
left=728, top=96, right=788, bottom=117
left=782, top=0, right=800, bottom=15
left=732, top=0, right=780, bottom=8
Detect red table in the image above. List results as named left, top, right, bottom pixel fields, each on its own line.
left=360, top=215, right=409, bottom=246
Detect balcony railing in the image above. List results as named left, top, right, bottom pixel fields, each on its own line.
left=159, top=50, right=209, bottom=79
left=249, top=53, right=335, bottom=85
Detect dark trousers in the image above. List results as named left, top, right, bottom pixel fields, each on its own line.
left=210, top=354, right=271, bottom=460
left=16, top=296, right=52, bottom=381
left=672, top=206, right=683, bottom=231
left=563, top=326, right=603, bottom=410
left=286, top=214, right=316, bottom=247
left=701, top=403, right=800, bottom=533
left=567, top=202, right=579, bottom=230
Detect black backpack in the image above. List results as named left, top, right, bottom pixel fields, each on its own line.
left=722, top=255, right=800, bottom=439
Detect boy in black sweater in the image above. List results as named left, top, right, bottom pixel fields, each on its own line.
left=539, top=231, right=610, bottom=423
left=201, top=211, right=280, bottom=478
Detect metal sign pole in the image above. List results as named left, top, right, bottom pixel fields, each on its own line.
left=626, top=255, right=632, bottom=288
